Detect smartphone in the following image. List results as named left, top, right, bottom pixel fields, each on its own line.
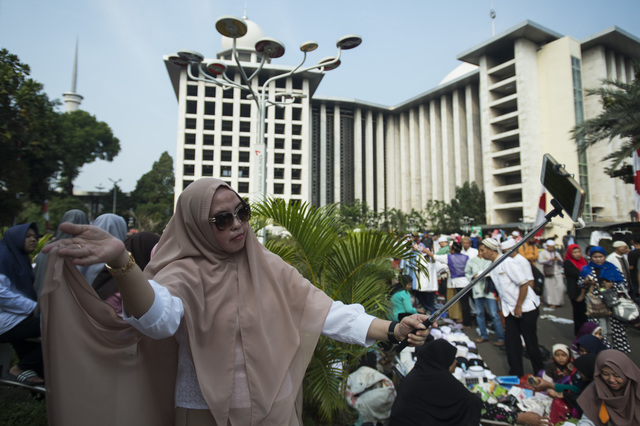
left=527, top=376, right=538, bottom=386
left=540, top=154, right=586, bottom=222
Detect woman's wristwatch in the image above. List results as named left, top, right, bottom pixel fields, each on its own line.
left=387, top=321, right=400, bottom=344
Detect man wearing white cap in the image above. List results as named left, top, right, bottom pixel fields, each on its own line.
left=482, top=238, right=544, bottom=377
left=538, top=240, right=564, bottom=307
left=511, top=231, right=522, bottom=243
left=606, top=240, right=631, bottom=284
left=501, top=238, right=535, bottom=291
left=435, top=236, right=450, bottom=255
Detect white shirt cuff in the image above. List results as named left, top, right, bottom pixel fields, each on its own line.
left=321, top=301, right=376, bottom=347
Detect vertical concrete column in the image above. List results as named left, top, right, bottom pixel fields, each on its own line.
left=418, top=103, right=431, bottom=205
left=408, top=107, right=421, bottom=209
left=354, top=108, right=363, bottom=202
left=333, top=105, right=342, bottom=204
left=376, top=112, right=386, bottom=212
left=365, top=110, right=375, bottom=208
left=465, top=84, right=481, bottom=187
left=320, top=103, right=327, bottom=205
left=429, top=100, right=442, bottom=201
left=452, top=89, right=467, bottom=186
left=440, top=95, right=452, bottom=202
left=399, top=112, right=411, bottom=211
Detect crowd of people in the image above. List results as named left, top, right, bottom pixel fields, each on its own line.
left=3, top=183, right=640, bottom=424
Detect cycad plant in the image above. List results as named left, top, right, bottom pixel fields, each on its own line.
left=251, top=198, right=424, bottom=423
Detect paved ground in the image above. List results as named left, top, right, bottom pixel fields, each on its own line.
left=463, top=294, right=640, bottom=376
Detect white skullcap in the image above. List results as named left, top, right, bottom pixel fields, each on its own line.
left=482, top=238, right=500, bottom=252
left=501, top=239, right=516, bottom=251
left=613, top=240, right=628, bottom=248
left=437, top=236, right=449, bottom=243
left=512, top=231, right=520, bottom=237
left=545, top=239, right=556, bottom=246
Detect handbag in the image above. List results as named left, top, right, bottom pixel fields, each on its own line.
left=543, top=263, right=555, bottom=277
left=483, top=276, right=496, bottom=294
left=611, top=288, right=640, bottom=323
left=585, top=285, right=611, bottom=318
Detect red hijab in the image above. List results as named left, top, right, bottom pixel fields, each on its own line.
left=564, top=243, right=587, bottom=271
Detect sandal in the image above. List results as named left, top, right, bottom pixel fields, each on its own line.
left=10, top=369, right=44, bottom=385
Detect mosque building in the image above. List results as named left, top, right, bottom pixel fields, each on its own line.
left=164, top=18, right=640, bottom=230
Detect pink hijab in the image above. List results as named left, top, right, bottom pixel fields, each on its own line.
left=144, top=178, right=333, bottom=424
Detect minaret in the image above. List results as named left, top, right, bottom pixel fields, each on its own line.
left=63, top=39, right=83, bottom=112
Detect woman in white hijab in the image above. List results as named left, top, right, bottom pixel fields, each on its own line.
left=538, top=239, right=565, bottom=307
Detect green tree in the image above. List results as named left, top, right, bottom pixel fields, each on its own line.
left=252, top=199, right=424, bottom=423
left=129, top=151, right=174, bottom=232
left=573, top=64, right=640, bottom=182
left=56, top=110, right=120, bottom=195
left=0, top=48, right=60, bottom=224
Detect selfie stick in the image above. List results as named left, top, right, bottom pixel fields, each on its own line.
left=394, top=198, right=565, bottom=353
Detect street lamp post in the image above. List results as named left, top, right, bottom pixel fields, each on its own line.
left=170, top=15, right=362, bottom=242
left=108, top=178, right=122, bottom=214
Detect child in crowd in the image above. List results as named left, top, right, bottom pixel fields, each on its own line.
left=541, top=344, right=575, bottom=384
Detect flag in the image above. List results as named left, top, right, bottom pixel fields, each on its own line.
left=42, top=199, right=50, bottom=232
left=534, top=187, right=546, bottom=238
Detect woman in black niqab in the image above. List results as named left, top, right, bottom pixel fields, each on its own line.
left=390, top=339, right=482, bottom=425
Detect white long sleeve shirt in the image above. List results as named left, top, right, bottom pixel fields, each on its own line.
left=123, top=280, right=376, bottom=409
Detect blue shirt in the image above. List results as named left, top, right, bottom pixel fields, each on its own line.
left=0, top=273, right=36, bottom=335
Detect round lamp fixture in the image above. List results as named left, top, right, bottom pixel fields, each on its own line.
left=177, top=50, right=205, bottom=64
left=336, top=34, right=362, bottom=50
left=215, top=15, right=248, bottom=38
left=318, top=56, right=341, bottom=71
left=255, top=37, right=286, bottom=59
left=299, top=41, right=319, bottom=52
left=168, top=55, right=189, bottom=67
left=205, top=60, right=227, bottom=75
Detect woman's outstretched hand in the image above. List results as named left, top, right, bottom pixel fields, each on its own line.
left=41, top=222, right=127, bottom=266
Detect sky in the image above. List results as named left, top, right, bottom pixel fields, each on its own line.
left=1, top=0, right=639, bottom=194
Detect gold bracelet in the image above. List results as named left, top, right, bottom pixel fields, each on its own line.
left=105, top=251, right=136, bottom=277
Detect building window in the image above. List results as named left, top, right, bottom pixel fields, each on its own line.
left=204, top=119, right=215, bottom=131
left=185, top=118, right=196, bottom=129
left=202, top=165, right=213, bottom=176
left=292, top=124, right=302, bottom=136
left=238, top=151, right=250, bottom=163
left=275, top=123, right=285, bottom=134
left=221, top=151, right=232, bottom=162
left=275, top=107, right=285, bottom=120
left=222, top=103, right=234, bottom=116
left=185, top=133, right=196, bottom=145
left=238, top=166, right=250, bottom=178
left=291, top=169, right=301, bottom=180
left=274, top=153, right=285, bottom=164
left=292, top=154, right=301, bottom=165
left=276, top=78, right=286, bottom=89
left=239, top=136, right=251, bottom=147
left=239, top=121, right=251, bottom=133
left=292, top=108, right=302, bottom=121
left=274, top=138, right=285, bottom=149
left=291, top=184, right=301, bottom=195
left=186, top=100, right=197, bottom=114
left=184, top=148, right=195, bottom=160
left=221, top=166, right=232, bottom=177
left=203, top=134, right=214, bottom=146
left=222, top=121, right=233, bottom=131
left=238, top=182, right=249, bottom=193
left=204, top=86, right=215, bottom=98
left=221, top=135, right=233, bottom=146
left=203, top=150, right=213, bottom=161
left=204, top=102, right=215, bottom=116
left=274, top=183, right=284, bottom=194
left=240, top=104, right=251, bottom=117
left=292, top=78, right=302, bottom=90
left=183, top=164, right=195, bottom=176
left=223, top=88, right=234, bottom=99
left=274, top=168, right=284, bottom=179
left=291, top=139, right=301, bottom=150
left=183, top=180, right=193, bottom=190
left=187, top=85, right=198, bottom=96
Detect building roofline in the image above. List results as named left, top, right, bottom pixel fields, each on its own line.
left=457, top=20, right=563, bottom=65
left=580, top=26, right=640, bottom=59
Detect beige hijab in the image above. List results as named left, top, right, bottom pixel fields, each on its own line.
left=144, top=178, right=333, bottom=425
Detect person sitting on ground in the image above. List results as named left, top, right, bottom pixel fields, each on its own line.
left=576, top=349, right=640, bottom=426
left=0, top=223, right=45, bottom=385
left=389, top=274, right=421, bottom=321
left=390, top=339, right=550, bottom=426
left=541, top=344, right=575, bottom=384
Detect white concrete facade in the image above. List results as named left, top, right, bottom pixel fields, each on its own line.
left=166, top=20, right=640, bottom=229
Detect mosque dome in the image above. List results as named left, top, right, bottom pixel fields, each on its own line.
left=439, top=62, right=478, bottom=85
left=220, top=17, right=265, bottom=51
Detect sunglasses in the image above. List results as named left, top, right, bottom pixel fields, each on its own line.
left=208, top=203, right=251, bottom=231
